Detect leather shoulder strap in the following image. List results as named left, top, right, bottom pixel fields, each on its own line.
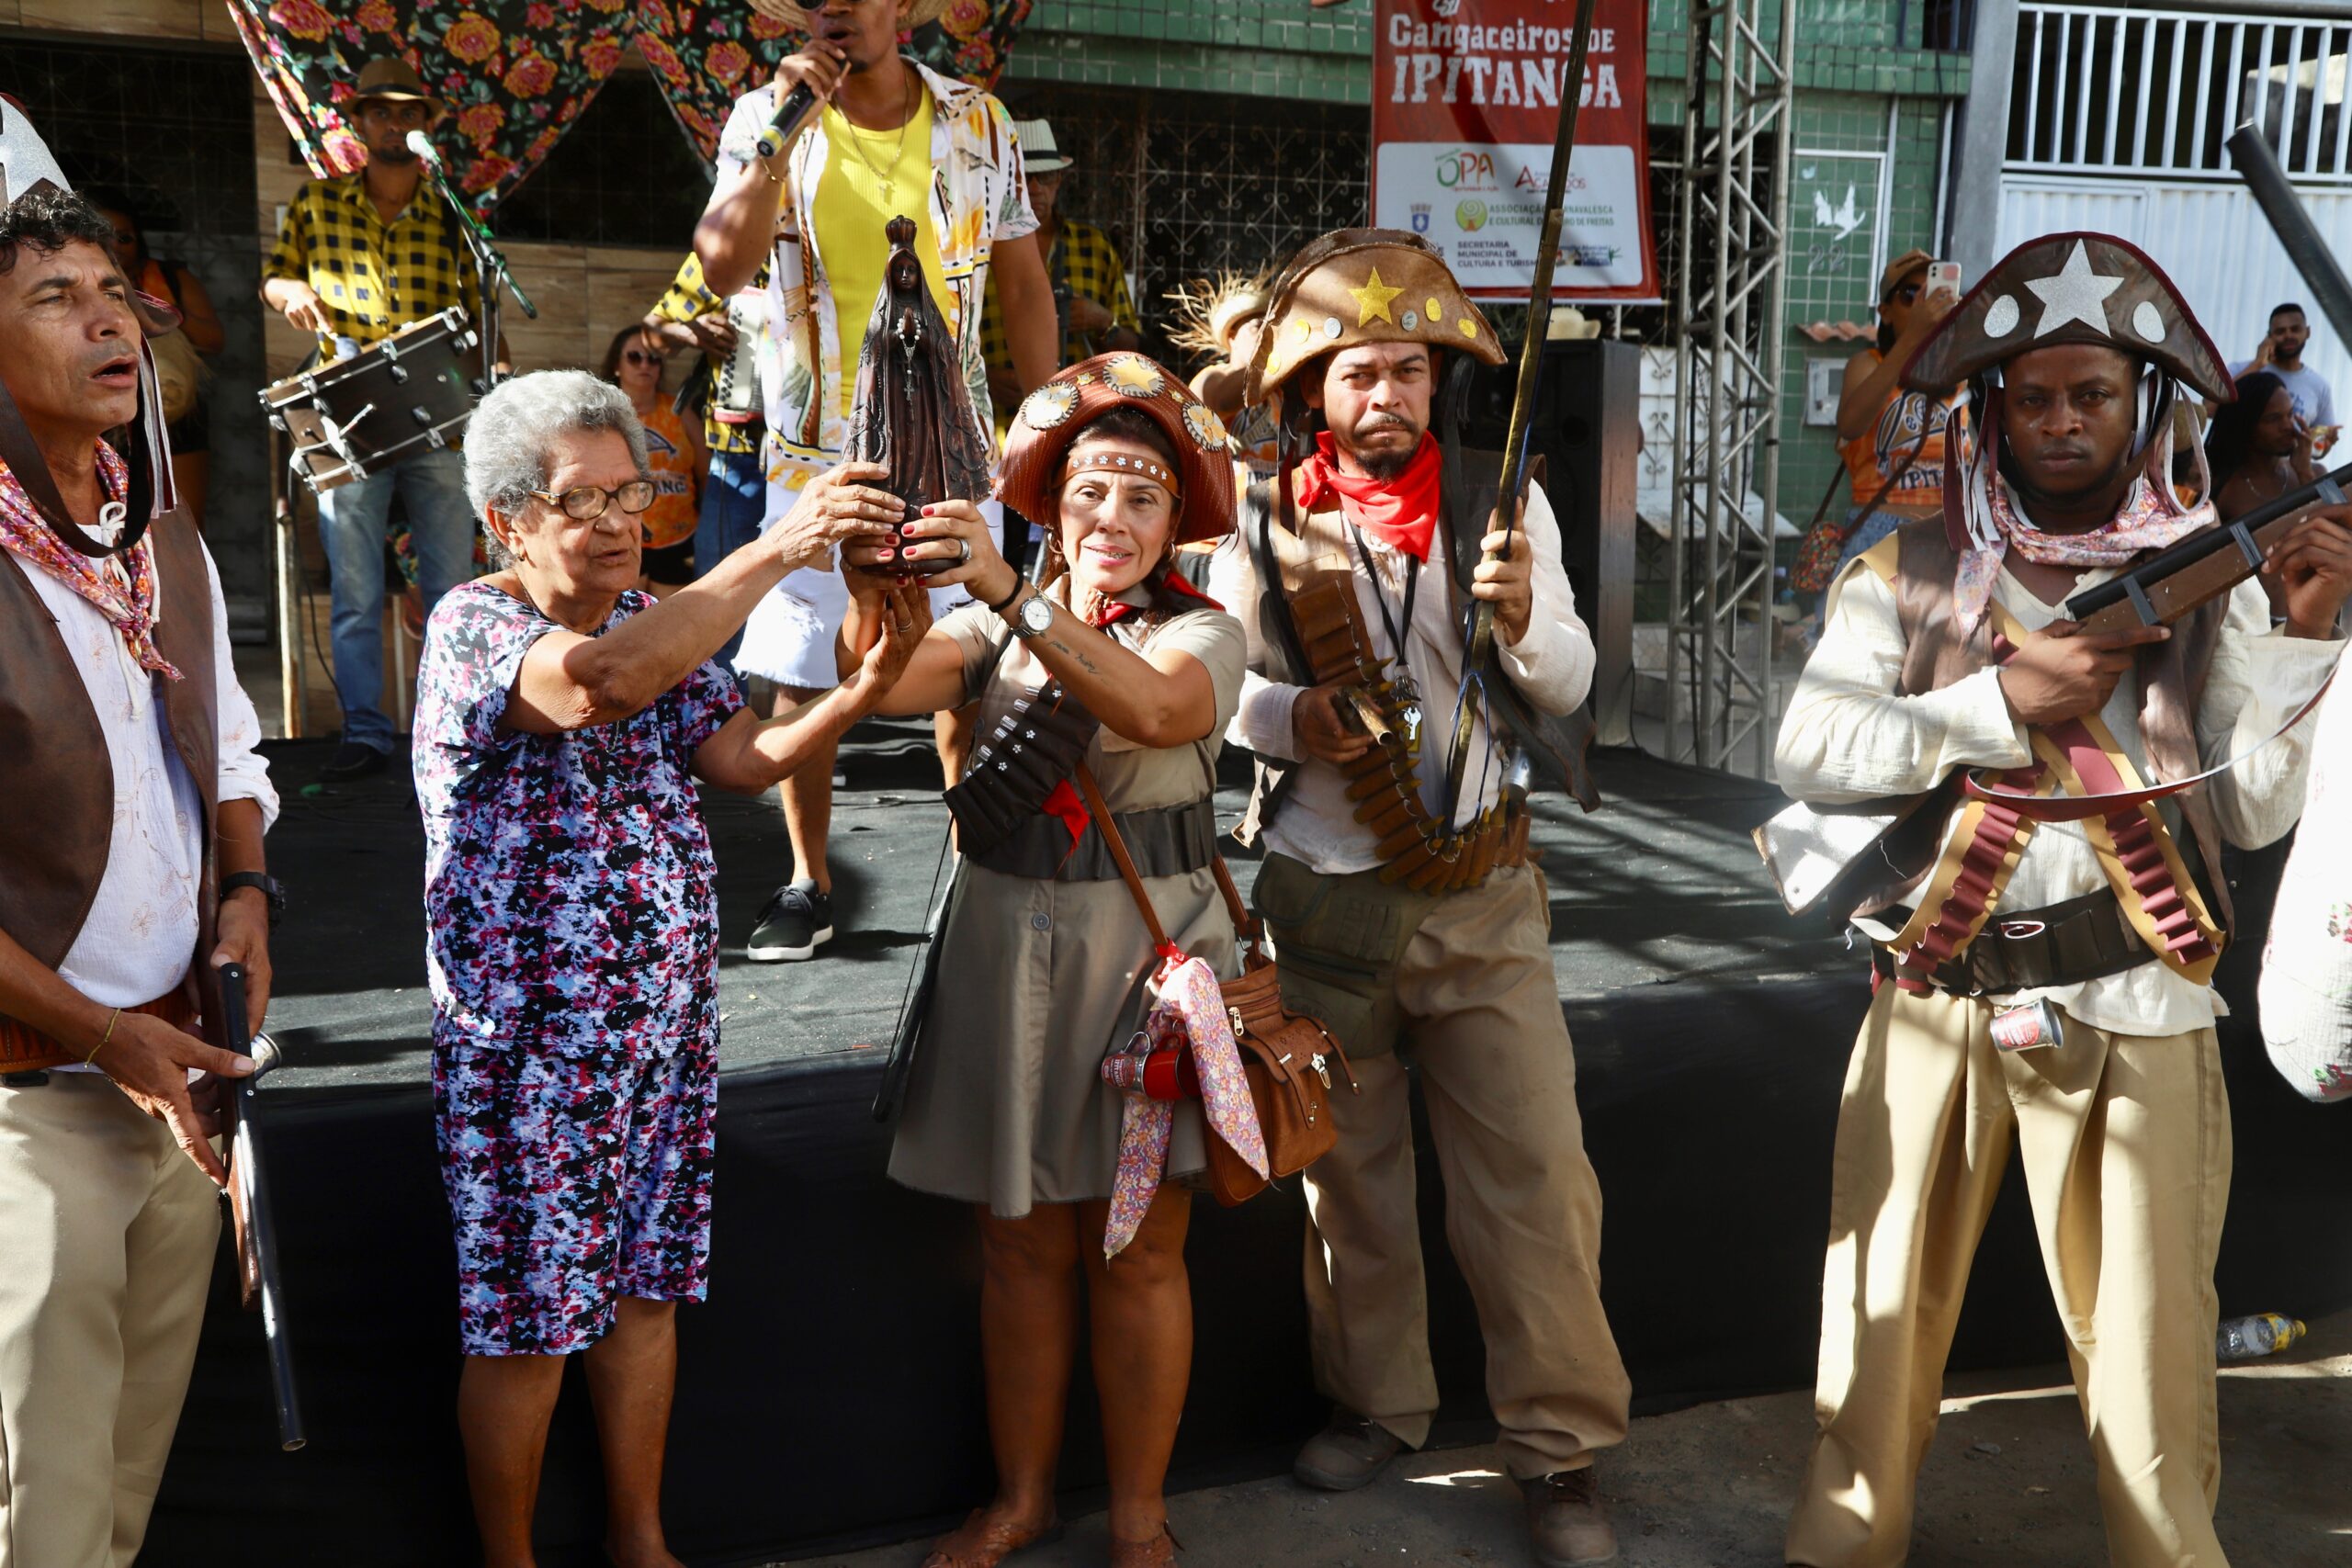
left=1074, top=762, right=1173, bottom=953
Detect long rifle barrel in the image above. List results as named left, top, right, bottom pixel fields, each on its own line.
left=1442, top=0, right=1603, bottom=818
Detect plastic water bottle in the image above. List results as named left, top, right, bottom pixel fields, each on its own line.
left=2216, top=1313, right=2306, bottom=1360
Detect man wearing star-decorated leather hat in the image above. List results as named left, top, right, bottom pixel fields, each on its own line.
left=1778, top=233, right=2352, bottom=1568
left=1204, top=229, right=1629, bottom=1568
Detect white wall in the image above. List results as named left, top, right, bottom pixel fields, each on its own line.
left=2000, top=174, right=2352, bottom=406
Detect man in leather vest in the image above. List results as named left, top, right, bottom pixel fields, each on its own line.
left=0, top=114, right=280, bottom=1567
left=1204, top=230, right=1630, bottom=1568
left=1778, top=233, right=2352, bottom=1568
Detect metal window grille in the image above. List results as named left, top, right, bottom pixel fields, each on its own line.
left=2011, top=3, right=2352, bottom=182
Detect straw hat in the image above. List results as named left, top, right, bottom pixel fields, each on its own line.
left=350, top=57, right=447, bottom=119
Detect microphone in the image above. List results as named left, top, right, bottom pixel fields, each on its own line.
left=754, top=82, right=820, bottom=162
left=403, top=130, right=445, bottom=170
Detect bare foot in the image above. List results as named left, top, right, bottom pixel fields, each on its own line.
left=918, top=1502, right=1061, bottom=1568
left=604, top=1538, right=684, bottom=1568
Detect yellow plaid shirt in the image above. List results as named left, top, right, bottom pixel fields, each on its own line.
left=264, top=172, right=480, bottom=353
left=650, top=253, right=763, bottom=458
left=980, top=219, right=1138, bottom=374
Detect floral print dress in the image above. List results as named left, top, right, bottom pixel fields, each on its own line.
left=413, top=581, right=743, bottom=1353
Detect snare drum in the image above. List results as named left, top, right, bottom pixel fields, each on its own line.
left=261, top=308, right=481, bottom=493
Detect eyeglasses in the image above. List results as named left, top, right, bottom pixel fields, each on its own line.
left=622, top=350, right=661, bottom=366
left=529, top=481, right=657, bottom=521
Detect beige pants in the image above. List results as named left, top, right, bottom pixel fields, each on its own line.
left=1786, top=984, right=2232, bottom=1568
left=1278, top=863, right=1632, bottom=1480
left=0, top=1073, right=220, bottom=1568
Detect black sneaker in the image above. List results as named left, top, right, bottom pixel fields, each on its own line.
left=320, top=739, right=391, bottom=783
left=747, top=880, right=833, bottom=962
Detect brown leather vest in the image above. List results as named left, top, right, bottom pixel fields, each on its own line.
left=0, top=502, right=224, bottom=1037
left=1886, top=515, right=2236, bottom=931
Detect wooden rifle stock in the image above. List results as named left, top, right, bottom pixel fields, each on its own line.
left=2065, top=464, right=2351, bottom=635
left=217, top=964, right=307, bottom=1451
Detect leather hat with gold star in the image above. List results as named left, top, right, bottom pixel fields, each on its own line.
left=1900, top=231, right=2233, bottom=403
left=998, top=353, right=1238, bottom=546
left=1247, top=228, right=1507, bottom=403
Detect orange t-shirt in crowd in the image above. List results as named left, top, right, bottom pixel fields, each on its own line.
left=638, top=399, right=701, bottom=550
left=1840, top=347, right=1964, bottom=509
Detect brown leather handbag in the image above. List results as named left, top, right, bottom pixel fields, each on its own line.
left=1075, top=765, right=1357, bottom=1207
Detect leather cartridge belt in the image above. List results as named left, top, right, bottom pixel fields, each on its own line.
left=1, top=987, right=198, bottom=1074
left=970, top=795, right=1218, bottom=884
left=1871, top=889, right=2154, bottom=997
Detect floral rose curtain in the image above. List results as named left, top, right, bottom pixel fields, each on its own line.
left=227, top=0, right=1034, bottom=216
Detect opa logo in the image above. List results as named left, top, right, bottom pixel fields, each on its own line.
left=1434, top=148, right=1498, bottom=190
left=1455, top=200, right=1488, bottom=232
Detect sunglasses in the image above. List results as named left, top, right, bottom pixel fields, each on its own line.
left=622, top=350, right=661, bottom=366
left=529, top=481, right=657, bottom=522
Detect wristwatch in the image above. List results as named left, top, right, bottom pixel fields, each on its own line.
left=1011, top=592, right=1056, bottom=641
left=221, top=871, right=286, bottom=930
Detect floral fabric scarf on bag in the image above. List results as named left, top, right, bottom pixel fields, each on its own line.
left=1101, top=954, right=1267, bottom=1258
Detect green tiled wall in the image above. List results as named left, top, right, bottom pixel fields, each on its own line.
left=1778, top=94, right=1951, bottom=531
left=1012, top=1, right=1967, bottom=105
left=1008, top=3, right=1965, bottom=526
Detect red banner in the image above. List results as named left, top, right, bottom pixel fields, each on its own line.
left=1371, top=0, right=1658, bottom=302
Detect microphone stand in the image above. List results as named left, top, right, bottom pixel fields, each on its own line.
left=414, top=140, right=537, bottom=391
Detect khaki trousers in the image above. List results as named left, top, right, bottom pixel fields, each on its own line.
left=1279, top=863, right=1631, bottom=1480
left=0, top=1073, right=220, bottom=1568
left=1786, top=984, right=2232, bottom=1568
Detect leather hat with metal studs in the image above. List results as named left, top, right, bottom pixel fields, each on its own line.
left=1900, top=231, right=2235, bottom=404
left=1246, top=227, right=1507, bottom=404
left=998, top=353, right=1238, bottom=547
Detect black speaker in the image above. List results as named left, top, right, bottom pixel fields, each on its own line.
left=1460, top=338, right=1640, bottom=739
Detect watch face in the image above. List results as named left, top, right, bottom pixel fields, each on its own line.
left=1020, top=594, right=1055, bottom=634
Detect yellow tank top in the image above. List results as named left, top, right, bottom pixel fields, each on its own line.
left=1839, top=348, right=1962, bottom=509
left=636, top=399, right=700, bottom=551
left=814, top=93, right=952, bottom=417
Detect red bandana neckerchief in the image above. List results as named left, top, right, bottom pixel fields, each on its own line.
left=1043, top=570, right=1226, bottom=852
left=0, top=443, right=182, bottom=680
left=1296, top=431, right=1442, bottom=561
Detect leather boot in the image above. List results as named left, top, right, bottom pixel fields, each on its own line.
left=1523, top=1469, right=1617, bottom=1568
left=1292, top=1409, right=1404, bottom=1492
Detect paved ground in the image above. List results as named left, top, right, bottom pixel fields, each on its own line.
left=784, top=1311, right=2352, bottom=1568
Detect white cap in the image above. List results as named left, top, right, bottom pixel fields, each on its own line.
left=1013, top=118, right=1071, bottom=175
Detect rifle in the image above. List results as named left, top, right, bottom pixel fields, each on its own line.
left=1758, top=126, right=2352, bottom=921
left=1438, top=0, right=1602, bottom=823
left=216, top=963, right=307, bottom=1451
left=1756, top=465, right=2347, bottom=918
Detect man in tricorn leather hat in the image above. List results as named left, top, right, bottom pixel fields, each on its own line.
left=1204, top=229, right=1630, bottom=1568
left=1778, top=233, right=2352, bottom=1568
left=0, top=99, right=280, bottom=1566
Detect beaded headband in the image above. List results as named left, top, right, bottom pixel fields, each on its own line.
left=1060, top=448, right=1182, bottom=498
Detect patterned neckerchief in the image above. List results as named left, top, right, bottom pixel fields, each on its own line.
left=0, top=443, right=181, bottom=680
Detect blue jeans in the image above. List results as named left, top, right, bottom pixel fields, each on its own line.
left=318, top=446, right=474, bottom=753
left=694, top=443, right=767, bottom=669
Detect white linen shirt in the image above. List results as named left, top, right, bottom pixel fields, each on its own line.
left=1206, top=480, right=1595, bottom=876
left=1777, top=556, right=2339, bottom=1038
left=12, top=538, right=277, bottom=1063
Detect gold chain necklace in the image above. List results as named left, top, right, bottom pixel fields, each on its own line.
left=835, top=67, right=916, bottom=212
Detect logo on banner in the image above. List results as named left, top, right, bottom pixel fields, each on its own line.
left=1410, top=202, right=1431, bottom=233
left=1434, top=148, right=1498, bottom=191
left=1455, top=199, right=1488, bottom=232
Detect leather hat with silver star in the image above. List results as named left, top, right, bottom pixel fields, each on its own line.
left=1900, top=231, right=2234, bottom=403
left=1247, top=227, right=1507, bottom=403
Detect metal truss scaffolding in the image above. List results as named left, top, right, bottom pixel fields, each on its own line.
left=1667, top=0, right=1795, bottom=774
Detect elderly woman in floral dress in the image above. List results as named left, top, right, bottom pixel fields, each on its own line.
left=412, top=369, right=922, bottom=1568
